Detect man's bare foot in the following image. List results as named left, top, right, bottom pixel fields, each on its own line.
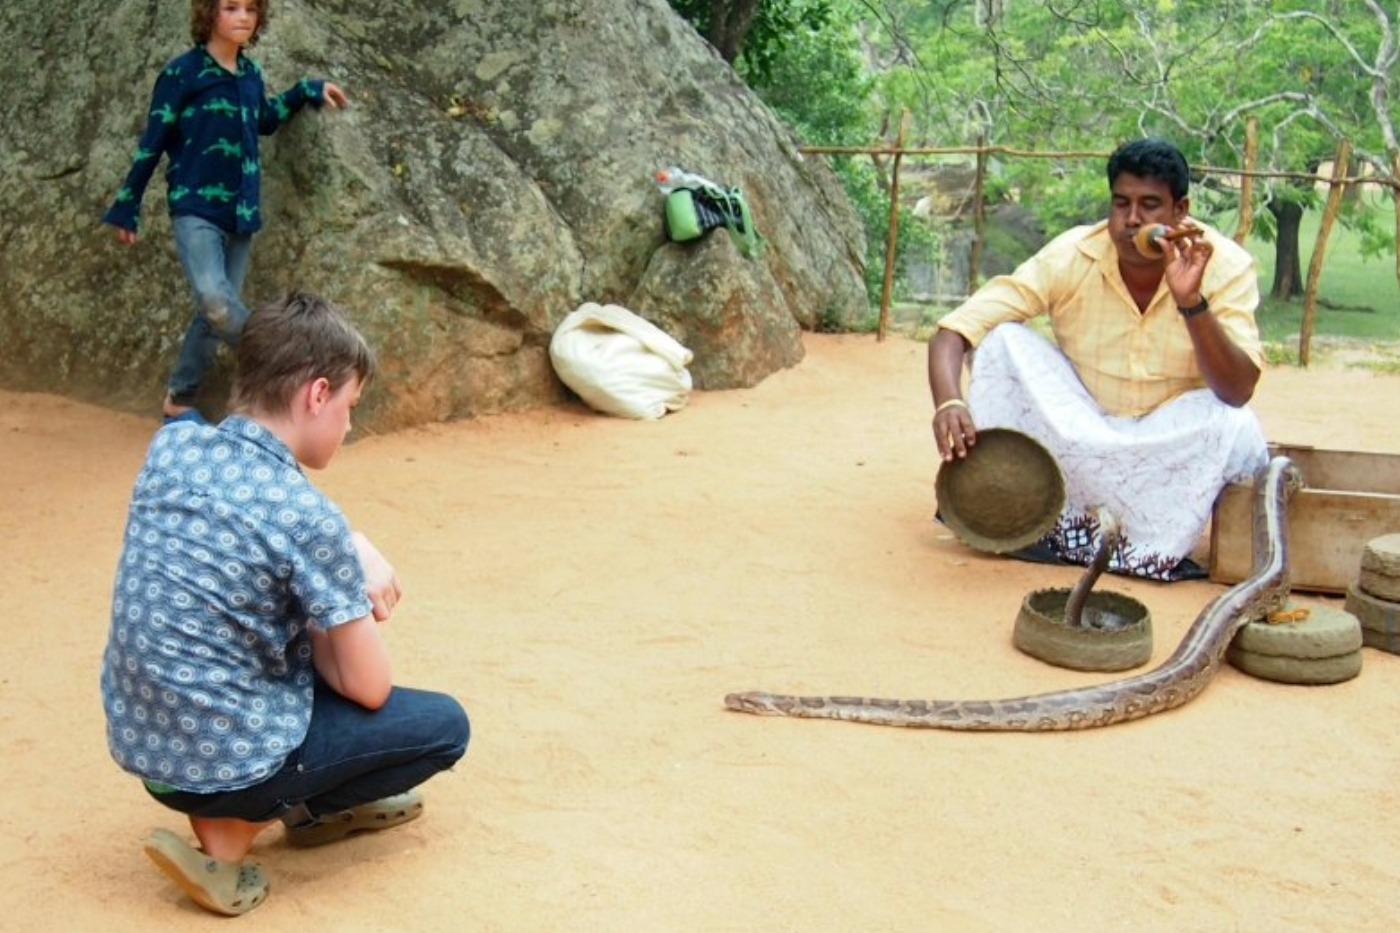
left=190, top=815, right=276, bottom=862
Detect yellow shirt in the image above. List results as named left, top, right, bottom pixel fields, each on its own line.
left=938, top=220, right=1263, bottom=417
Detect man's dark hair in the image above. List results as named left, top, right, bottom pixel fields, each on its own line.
left=1107, top=138, right=1191, bottom=201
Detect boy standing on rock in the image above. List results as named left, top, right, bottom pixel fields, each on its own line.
left=104, top=0, right=348, bottom=424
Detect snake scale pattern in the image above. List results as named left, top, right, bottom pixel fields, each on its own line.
left=724, top=456, right=1302, bottom=731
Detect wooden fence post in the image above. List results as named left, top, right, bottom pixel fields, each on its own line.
left=792, top=137, right=1383, bottom=352
left=1234, top=118, right=1257, bottom=245
left=877, top=109, right=909, bottom=342
left=1298, top=137, right=1352, bottom=366
left=970, top=134, right=987, bottom=291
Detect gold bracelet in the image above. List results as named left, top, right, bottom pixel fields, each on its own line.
left=935, top=398, right=969, bottom=415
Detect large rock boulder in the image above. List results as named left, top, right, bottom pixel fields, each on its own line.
left=0, top=0, right=867, bottom=429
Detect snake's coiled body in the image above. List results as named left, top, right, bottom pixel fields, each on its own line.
left=723, top=456, right=1301, bottom=731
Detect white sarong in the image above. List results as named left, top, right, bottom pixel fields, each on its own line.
left=966, top=323, right=1268, bottom=581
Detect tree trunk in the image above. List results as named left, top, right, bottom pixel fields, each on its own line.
left=1267, top=199, right=1304, bottom=300
left=707, top=0, right=761, bottom=63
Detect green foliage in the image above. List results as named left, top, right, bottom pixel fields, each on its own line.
left=867, top=2, right=1396, bottom=199
left=1243, top=200, right=1394, bottom=369
left=715, top=1, right=939, bottom=304
left=1349, top=194, right=1398, bottom=261
left=887, top=202, right=941, bottom=304
left=978, top=222, right=1032, bottom=268
left=1247, top=204, right=1400, bottom=345
left=668, top=0, right=836, bottom=83
left=737, top=1, right=872, bottom=145
left=825, top=157, right=940, bottom=304
left=999, top=160, right=1104, bottom=233
left=666, top=0, right=1400, bottom=332
left=830, top=159, right=891, bottom=300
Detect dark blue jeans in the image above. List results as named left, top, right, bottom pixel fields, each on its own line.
left=168, top=215, right=253, bottom=405
left=147, top=682, right=470, bottom=823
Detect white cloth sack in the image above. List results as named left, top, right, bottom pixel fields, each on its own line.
left=549, top=303, right=694, bottom=419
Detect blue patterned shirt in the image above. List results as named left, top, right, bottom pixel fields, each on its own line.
left=101, top=415, right=372, bottom=792
left=103, top=46, right=326, bottom=235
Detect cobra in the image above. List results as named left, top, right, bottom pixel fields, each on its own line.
left=723, top=456, right=1302, bottom=731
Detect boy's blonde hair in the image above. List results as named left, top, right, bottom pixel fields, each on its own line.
left=230, top=292, right=375, bottom=416
left=190, top=0, right=270, bottom=47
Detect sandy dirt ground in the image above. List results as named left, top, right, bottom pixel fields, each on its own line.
left=3, top=333, right=1400, bottom=932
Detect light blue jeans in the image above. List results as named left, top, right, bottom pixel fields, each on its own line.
left=168, top=215, right=253, bottom=405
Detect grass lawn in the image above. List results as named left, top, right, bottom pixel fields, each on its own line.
left=1231, top=202, right=1400, bottom=351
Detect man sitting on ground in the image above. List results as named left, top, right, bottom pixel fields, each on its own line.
left=927, top=137, right=1268, bottom=581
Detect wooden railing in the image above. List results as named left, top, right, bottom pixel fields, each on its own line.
left=800, top=118, right=1390, bottom=365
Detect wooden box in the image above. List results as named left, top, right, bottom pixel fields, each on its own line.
left=1209, top=445, right=1400, bottom=594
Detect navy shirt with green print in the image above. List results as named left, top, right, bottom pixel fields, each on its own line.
left=104, top=46, right=327, bottom=236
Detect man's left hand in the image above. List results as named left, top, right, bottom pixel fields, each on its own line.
left=1163, top=227, right=1213, bottom=308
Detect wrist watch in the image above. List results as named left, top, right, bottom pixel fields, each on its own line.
left=1178, top=296, right=1210, bottom=319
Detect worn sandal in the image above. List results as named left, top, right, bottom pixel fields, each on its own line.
left=143, top=828, right=268, bottom=916
left=283, top=789, right=424, bottom=848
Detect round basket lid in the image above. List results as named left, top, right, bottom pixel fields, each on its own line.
left=935, top=428, right=1066, bottom=554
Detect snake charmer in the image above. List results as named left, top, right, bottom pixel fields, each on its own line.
left=927, top=137, right=1268, bottom=581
